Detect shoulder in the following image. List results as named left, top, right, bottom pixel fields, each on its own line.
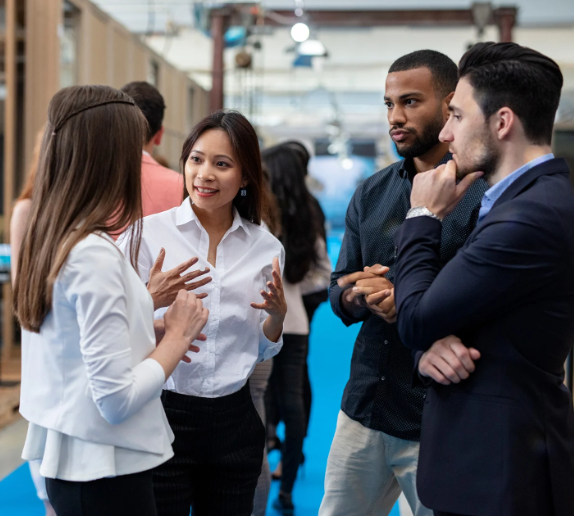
left=63, top=234, right=126, bottom=284
left=245, top=220, right=283, bottom=246
left=10, top=199, right=33, bottom=237
left=142, top=157, right=182, bottom=183
left=358, top=161, right=405, bottom=197
left=12, top=199, right=32, bottom=221
left=141, top=206, right=180, bottom=234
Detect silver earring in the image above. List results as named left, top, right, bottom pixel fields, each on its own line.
left=241, top=188, right=247, bottom=197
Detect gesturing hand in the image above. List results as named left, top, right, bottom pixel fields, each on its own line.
left=147, top=248, right=212, bottom=310
left=410, top=160, right=483, bottom=220
left=251, top=257, right=287, bottom=319
left=418, top=335, right=481, bottom=385
left=251, top=257, right=287, bottom=343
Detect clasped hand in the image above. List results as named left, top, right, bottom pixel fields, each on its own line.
left=337, top=264, right=396, bottom=324
left=410, top=160, right=483, bottom=220
left=419, top=335, right=481, bottom=385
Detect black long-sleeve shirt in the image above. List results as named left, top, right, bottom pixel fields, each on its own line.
left=330, top=153, right=487, bottom=441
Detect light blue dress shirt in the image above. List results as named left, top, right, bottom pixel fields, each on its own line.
left=477, top=153, right=554, bottom=224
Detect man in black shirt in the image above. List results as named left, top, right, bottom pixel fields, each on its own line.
left=319, top=51, right=488, bottom=516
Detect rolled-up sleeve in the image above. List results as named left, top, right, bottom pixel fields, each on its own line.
left=62, top=240, right=164, bottom=425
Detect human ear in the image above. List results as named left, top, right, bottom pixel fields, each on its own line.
left=495, top=107, right=514, bottom=140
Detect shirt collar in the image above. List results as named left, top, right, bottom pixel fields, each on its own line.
left=482, top=153, right=555, bottom=208
left=398, top=152, right=453, bottom=181
left=174, top=198, right=250, bottom=237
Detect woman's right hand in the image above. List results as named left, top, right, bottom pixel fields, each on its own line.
left=148, top=248, right=212, bottom=310
left=162, top=290, right=209, bottom=363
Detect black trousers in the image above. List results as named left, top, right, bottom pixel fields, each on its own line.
left=46, top=470, right=157, bottom=516
left=434, top=512, right=469, bottom=516
left=265, top=333, right=308, bottom=494
left=153, top=383, right=265, bottom=516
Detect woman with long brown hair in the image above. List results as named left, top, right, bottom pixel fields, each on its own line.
left=118, top=110, right=287, bottom=516
left=15, top=85, right=209, bottom=516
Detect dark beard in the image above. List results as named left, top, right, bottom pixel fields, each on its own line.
left=393, top=114, right=444, bottom=159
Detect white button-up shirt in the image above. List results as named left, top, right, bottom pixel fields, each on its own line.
left=119, top=200, right=285, bottom=398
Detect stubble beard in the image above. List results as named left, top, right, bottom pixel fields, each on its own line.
left=393, top=111, right=445, bottom=159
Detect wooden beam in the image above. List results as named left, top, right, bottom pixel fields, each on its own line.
left=210, top=10, right=229, bottom=113
left=264, top=7, right=517, bottom=33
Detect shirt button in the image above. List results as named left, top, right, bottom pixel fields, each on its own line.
left=380, top=376, right=386, bottom=381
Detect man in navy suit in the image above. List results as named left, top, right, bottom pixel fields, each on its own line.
left=389, top=42, right=574, bottom=516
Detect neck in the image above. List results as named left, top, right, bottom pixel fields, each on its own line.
left=143, top=141, right=155, bottom=155
left=413, top=142, right=450, bottom=173
left=488, top=144, right=552, bottom=186
left=191, top=201, right=234, bottom=235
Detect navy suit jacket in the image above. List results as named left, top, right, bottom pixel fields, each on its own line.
left=394, top=158, right=574, bottom=516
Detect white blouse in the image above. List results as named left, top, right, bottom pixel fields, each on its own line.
left=283, top=238, right=332, bottom=335
left=20, top=233, right=174, bottom=481
left=118, top=200, right=285, bottom=398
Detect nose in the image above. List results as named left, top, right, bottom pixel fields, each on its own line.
left=388, top=104, right=406, bottom=127
left=197, top=163, right=215, bottom=182
left=439, top=118, right=454, bottom=143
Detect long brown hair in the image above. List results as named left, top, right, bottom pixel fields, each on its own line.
left=14, top=85, right=146, bottom=332
left=180, top=110, right=270, bottom=225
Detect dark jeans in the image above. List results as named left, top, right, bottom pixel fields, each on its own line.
left=153, top=383, right=265, bottom=516
left=46, top=470, right=157, bottom=516
left=266, top=333, right=308, bottom=494
left=303, top=291, right=327, bottom=435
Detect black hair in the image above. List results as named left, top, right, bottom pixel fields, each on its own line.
left=181, top=110, right=269, bottom=225
left=262, top=144, right=320, bottom=284
left=282, top=140, right=311, bottom=169
left=459, top=42, right=563, bottom=145
left=388, top=49, right=458, bottom=98
left=121, top=81, right=166, bottom=142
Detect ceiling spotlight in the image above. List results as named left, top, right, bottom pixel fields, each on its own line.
left=291, top=22, right=310, bottom=43
left=298, top=39, right=326, bottom=57
left=342, top=158, right=354, bottom=170
left=295, top=7, right=304, bottom=16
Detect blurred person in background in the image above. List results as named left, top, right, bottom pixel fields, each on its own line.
left=265, top=141, right=329, bottom=458
left=11, top=129, right=56, bottom=516
left=119, top=110, right=287, bottom=516
left=121, top=81, right=183, bottom=217
left=319, top=50, right=487, bottom=516
left=262, top=144, right=331, bottom=514
left=248, top=163, right=282, bottom=516
left=15, top=85, right=209, bottom=516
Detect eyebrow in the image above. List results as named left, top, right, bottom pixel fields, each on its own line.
left=191, top=150, right=235, bottom=162
left=448, top=104, right=461, bottom=112
left=383, top=91, right=424, bottom=101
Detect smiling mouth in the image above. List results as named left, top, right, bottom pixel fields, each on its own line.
left=195, top=186, right=219, bottom=197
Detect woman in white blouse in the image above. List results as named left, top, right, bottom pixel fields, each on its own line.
left=118, top=110, right=287, bottom=516
left=14, top=85, right=209, bottom=516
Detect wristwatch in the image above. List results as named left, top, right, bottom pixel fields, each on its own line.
left=406, top=206, right=442, bottom=221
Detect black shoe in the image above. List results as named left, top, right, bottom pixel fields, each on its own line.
left=267, top=436, right=282, bottom=452
left=272, top=493, right=294, bottom=515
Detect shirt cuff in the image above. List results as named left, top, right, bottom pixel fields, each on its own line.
left=258, top=319, right=283, bottom=362
left=135, top=358, right=166, bottom=399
